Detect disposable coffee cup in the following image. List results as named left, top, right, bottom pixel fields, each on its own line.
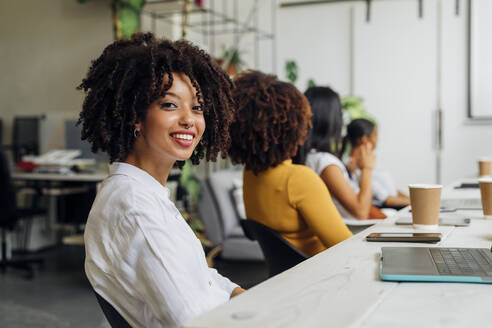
left=479, top=158, right=492, bottom=177
left=479, top=177, right=492, bottom=219
left=409, top=184, right=442, bottom=230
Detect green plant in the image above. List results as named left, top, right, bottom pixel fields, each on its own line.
left=340, top=95, right=376, bottom=123
left=285, top=60, right=298, bottom=84
left=222, top=47, right=245, bottom=72
left=78, top=0, right=145, bottom=40
left=179, top=160, right=200, bottom=204
left=285, top=60, right=317, bottom=89
left=307, top=79, right=316, bottom=89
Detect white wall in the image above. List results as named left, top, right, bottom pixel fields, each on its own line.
left=1, top=0, right=490, bottom=187
left=277, top=2, right=352, bottom=94
left=0, top=0, right=113, bottom=150
left=276, top=0, right=492, bottom=189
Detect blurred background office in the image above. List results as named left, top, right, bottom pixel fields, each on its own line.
left=1, top=0, right=492, bottom=327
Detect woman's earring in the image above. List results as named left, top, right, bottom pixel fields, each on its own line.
left=134, top=128, right=140, bottom=138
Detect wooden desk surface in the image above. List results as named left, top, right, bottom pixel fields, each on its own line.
left=185, top=180, right=492, bottom=327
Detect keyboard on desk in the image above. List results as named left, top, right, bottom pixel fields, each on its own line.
left=430, top=248, right=492, bottom=276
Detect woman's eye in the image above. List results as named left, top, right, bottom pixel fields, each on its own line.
left=160, top=102, right=177, bottom=109
left=193, top=105, right=203, bottom=112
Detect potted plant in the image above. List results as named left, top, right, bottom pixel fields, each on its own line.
left=217, top=46, right=245, bottom=76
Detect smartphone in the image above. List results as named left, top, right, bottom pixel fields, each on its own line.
left=366, top=232, right=442, bottom=243
left=394, top=217, right=470, bottom=227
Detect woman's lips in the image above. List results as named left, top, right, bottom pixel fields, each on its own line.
left=171, top=132, right=194, bottom=147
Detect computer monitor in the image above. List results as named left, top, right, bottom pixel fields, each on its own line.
left=12, top=116, right=42, bottom=163
left=65, top=120, right=108, bottom=162
left=0, top=118, right=3, bottom=146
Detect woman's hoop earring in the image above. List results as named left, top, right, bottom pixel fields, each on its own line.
left=134, top=128, right=140, bottom=138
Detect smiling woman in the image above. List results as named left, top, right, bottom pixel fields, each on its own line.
left=125, top=73, right=206, bottom=185
left=77, top=33, right=243, bottom=328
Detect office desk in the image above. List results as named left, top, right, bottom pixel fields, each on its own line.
left=11, top=167, right=181, bottom=183
left=11, top=170, right=108, bottom=183
left=10, top=170, right=108, bottom=248
left=185, top=181, right=491, bottom=327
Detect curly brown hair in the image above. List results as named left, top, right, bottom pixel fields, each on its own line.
left=77, top=33, right=235, bottom=165
left=228, top=70, right=311, bottom=174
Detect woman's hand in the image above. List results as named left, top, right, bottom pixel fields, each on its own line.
left=230, top=287, right=246, bottom=299
left=346, top=154, right=358, bottom=174
left=357, top=143, right=376, bottom=170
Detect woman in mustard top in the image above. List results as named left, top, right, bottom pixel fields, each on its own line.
left=228, top=71, right=352, bottom=257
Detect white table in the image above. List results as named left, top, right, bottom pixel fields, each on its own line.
left=11, top=170, right=108, bottom=182
left=10, top=170, right=109, bottom=249
left=185, top=180, right=491, bottom=328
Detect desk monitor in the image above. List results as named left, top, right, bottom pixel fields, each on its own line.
left=13, top=116, right=42, bottom=163
left=65, top=120, right=107, bottom=162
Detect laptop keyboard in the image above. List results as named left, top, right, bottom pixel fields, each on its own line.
left=429, top=248, right=492, bottom=276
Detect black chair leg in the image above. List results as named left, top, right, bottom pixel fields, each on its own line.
left=0, top=228, right=43, bottom=279
left=0, top=259, right=34, bottom=279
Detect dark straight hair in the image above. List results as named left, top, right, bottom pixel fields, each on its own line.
left=293, top=86, right=343, bottom=164
left=341, top=118, right=375, bottom=156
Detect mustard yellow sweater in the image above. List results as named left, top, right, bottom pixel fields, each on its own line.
left=243, top=160, right=352, bottom=257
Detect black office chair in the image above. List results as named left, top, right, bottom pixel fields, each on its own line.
left=94, top=292, right=131, bottom=328
left=240, top=219, right=308, bottom=277
left=0, top=147, right=44, bottom=279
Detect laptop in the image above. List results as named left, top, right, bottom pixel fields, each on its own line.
left=441, top=198, right=482, bottom=210
left=380, top=247, right=492, bottom=283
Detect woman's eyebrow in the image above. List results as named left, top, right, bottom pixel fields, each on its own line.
left=164, top=92, right=180, bottom=99
left=163, top=92, right=198, bottom=102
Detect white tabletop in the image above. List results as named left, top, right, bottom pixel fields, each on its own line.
left=11, top=167, right=182, bottom=183
left=185, top=180, right=491, bottom=328
left=11, top=170, right=108, bottom=182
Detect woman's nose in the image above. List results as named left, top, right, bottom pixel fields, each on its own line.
left=179, top=107, right=194, bottom=129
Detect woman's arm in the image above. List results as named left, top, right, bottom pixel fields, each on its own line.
left=383, top=194, right=410, bottom=207
left=230, top=287, right=246, bottom=298
left=208, top=267, right=242, bottom=297
left=322, top=144, right=375, bottom=220
left=289, top=168, right=352, bottom=248
left=321, top=165, right=371, bottom=220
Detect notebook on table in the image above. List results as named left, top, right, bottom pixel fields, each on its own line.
left=380, top=247, right=492, bottom=284
left=454, top=182, right=479, bottom=189
left=441, top=198, right=482, bottom=210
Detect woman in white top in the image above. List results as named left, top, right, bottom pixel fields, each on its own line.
left=78, top=33, right=243, bottom=328
left=344, top=118, right=410, bottom=209
left=296, top=86, right=377, bottom=220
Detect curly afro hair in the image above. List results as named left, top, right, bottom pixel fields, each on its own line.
left=77, top=32, right=235, bottom=165
left=228, top=70, right=311, bottom=174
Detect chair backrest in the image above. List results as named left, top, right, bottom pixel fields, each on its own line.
left=0, top=147, right=17, bottom=228
left=94, top=292, right=131, bottom=328
left=240, top=219, right=308, bottom=277
left=198, top=169, right=244, bottom=245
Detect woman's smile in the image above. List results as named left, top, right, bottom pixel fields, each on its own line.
left=170, top=131, right=196, bottom=147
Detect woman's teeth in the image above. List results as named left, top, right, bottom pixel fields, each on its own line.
left=173, top=134, right=193, bottom=140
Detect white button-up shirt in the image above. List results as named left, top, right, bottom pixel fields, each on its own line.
left=84, top=163, right=238, bottom=328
